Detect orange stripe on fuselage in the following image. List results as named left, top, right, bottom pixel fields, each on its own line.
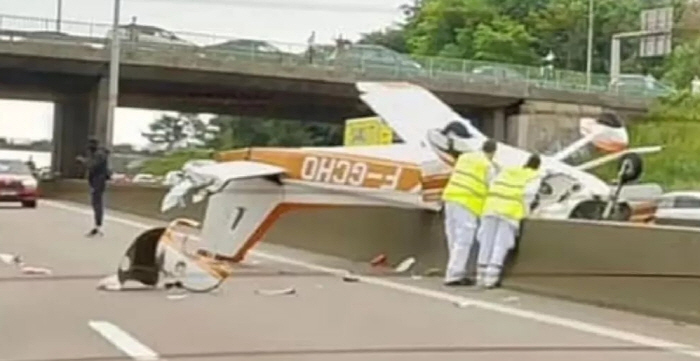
left=230, top=203, right=333, bottom=262
left=217, top=147, right=427, bottom=192
left=594, top=140, right=627, bottom=153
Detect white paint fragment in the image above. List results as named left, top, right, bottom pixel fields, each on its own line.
left=0, top=253, right=21, bottom=266
left=166, top=294, right=188, bottom=301
left=20, top=266, right=52, bottom=275
left=96, top=275, right=123, bottom=291
left=454, top=300, right=475, bottom=308
left=254, top=287, right=296, bottom=296
left=394, top=257, right=416, bottom=273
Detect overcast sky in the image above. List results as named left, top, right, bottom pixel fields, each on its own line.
left=0, top=0, right=405, bottom=147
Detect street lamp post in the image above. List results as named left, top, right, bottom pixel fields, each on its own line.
left=56, top=0, right=62, bottom=32
left=586, top=0, right=594, bottom=90
left=106, top=0, right=121, bottom=147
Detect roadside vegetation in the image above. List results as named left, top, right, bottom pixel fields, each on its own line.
left=629, top=93, right=700, bottom=190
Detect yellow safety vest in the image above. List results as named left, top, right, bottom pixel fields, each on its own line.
left=483, top=167, right=539, bottom=221
left=441, top=152, right=491, bottom=215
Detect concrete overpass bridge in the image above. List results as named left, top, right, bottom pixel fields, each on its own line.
left=0, top=14, right=655, bottom=178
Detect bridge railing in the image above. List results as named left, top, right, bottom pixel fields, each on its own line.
left=0, top=13, right=666, bottom=100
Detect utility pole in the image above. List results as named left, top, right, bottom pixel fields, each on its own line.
left=106, top=0, right=121, bottom=147
left=56, top=0, right=62, bottom=32
left=586, top=0, right=594, bottom=90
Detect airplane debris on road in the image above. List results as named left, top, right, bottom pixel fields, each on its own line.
left=254, top=287, right=297, bottom=296
left=20, top=266, right=52, bottom=275
left=394, top=257, right=416, bottom=273
left=0, top=253, right=22, bottom=266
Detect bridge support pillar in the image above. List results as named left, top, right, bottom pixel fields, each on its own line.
left=507, top=101, right=603, bottom=153
left=51, top=76, right=110, bottom=179
left=90, top=76, right=110, bottom=146
left=492, top=109, right=506, bottom=143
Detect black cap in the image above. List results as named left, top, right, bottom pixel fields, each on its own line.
left=525, top=153, right=541, bottom=170
left=481, top=139, right=497, bottom=154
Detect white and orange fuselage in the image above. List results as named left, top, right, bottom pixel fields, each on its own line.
left=112, top=81, right=662, bottom=292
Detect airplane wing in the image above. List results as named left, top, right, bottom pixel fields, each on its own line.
left=575, top=146, right=663, bottom=172
left=161, top=160, right=287, bottom=213
left=356, top=82, right=485, bottom=151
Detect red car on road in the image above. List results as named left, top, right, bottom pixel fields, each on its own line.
left=0, top=159, right=38, bottom=208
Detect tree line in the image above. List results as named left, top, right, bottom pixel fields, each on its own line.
left=361, top=0, right=700, bottom=89
left=141, top=114, right=343, bottom=153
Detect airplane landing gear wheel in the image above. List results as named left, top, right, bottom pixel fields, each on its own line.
left=618, top=152, right=643, bottom=185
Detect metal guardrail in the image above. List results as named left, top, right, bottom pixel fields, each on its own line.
left=0, top=13, right=666, bottom=99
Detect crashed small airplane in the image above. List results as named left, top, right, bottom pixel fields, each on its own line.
left=110, top=82, right=662, bottom=293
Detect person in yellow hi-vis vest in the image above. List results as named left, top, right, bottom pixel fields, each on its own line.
left=476, top=154, right=543, bottom=289
left=441, top=139, right=499, bottom=286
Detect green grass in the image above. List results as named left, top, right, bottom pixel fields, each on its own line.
left=140, top=149, right=214, bottom=176
left=590, top=121, right=700, bottom=191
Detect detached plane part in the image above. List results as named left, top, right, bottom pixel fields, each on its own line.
left=111, top=82, right=662, bottom=292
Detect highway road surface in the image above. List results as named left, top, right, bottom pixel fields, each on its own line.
left=3, top=200, right=700, bottom=361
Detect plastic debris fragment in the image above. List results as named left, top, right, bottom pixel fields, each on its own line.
left=454, top=300, right=474, bottom=308
left=96, top=275, right=122, bottom=291
left=166, top=294, right=188, bottom=301
left=423, top=268, right=442, bottom=277
left=370, top=254, right=388, bottom=267
left=394, top=257, right=416, bottom=273
left=502, top=296, right=520, bottom=303
left=341, top=271, right=360, bottom=283
left=0, top=253, right=22, bottom=266
left=254, top=287, right=297, bottom=296
left=20, top=266, right=52, bottom=275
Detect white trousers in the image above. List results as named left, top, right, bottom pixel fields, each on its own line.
left=443, top=201, right=479, bottom=283
left=476, top=215, right=517, bottom=287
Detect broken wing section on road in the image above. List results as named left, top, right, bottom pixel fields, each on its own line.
left=113, top=160, right=287, bottom=293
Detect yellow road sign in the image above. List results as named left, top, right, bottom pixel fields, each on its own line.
left=344, top=117, right=393, bottom=146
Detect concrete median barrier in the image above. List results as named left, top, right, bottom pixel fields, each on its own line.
left=38, top=179, right=207, bottom=222
left=40, top=180, right=700, bottom=324
left=504, top=219, right=700, bottom=324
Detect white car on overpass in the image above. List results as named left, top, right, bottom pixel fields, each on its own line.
left=106, top=23, right=196, bottom=48
left=654, top=191, right=700, bottom=226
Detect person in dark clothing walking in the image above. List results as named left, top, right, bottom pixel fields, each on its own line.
left=77, top=138, right=111, bottom=237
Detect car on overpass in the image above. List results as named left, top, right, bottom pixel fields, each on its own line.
left=328, top=44, right=424, bottom=75
left=610, top=74, right=676, bottom=98
left=0, top=159, right=38, bottom=208
left=654, top=191, right=700, bottom=227
left=203, top=39, right=299, bottom=63
left=470, top=65, right=528, bottom=83
left=106, top=24, right=196, bottom=48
